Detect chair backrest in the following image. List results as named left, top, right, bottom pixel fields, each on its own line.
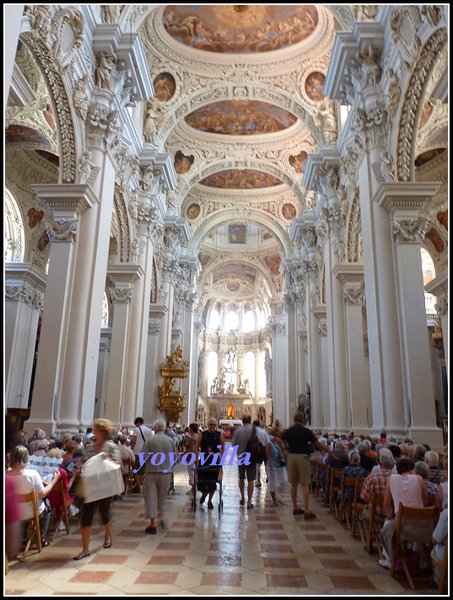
left=370, top=490, right=386, bottom=517
left=18, top=490, right=39, bottom=518
left=395, top=503, right=439, bottom=543
left=18, top=489, right=42, bottom=555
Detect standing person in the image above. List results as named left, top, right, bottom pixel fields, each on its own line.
left=73, top=418, right=121, bottom=560
left=194, top=418, right=225, bottom=510
left=282, top=412, right=333, bottom=518
left=142, top=419, right=176, bottom=533
left=131, top=417, right=153, bottom=493
left=232, top=415, right=256, bottom=509
left=267, top=427, right=287, bottom=506
left=253, top=420, right=270, bottom=488
left=185, top=423, right=199, bottom=496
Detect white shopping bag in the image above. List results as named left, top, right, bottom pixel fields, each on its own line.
left=81, top=453, right=125, bottom=503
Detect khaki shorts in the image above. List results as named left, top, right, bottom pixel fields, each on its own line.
left=287, top=454, right=311, bottom=486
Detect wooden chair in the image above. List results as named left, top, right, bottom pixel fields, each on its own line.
left=314, top=462, right=327, bottom=500
left=351, top=480, right=367, bottom=542
left=328, top=467, right=343, bottom=517
left=366, top=491, right=386, bottom=556
left=49, top=479, right=70, bottom=541
left=339, top=476, right=365, bottom=528
left=18, top=490, right=42, bottom=559
left=391, top=503, right=439, bottom=590
left=123, top=462, right=134, bottom=496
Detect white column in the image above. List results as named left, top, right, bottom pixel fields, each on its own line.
left=104, top=265, right=143, bottom=427
left=27, top=186, right=94, bottom=435
left=143, top=309, right=166, bottom=426
left=5, top=263, right=46, bottom=409
left=180, top=300, right=195, bottom=426
left=284, top=300, right=298, bottom=415
left=95, top=330, right=111, bottom=420
left=334, top=265, right=372, bottom=434
left=4, top=4, right=24, bottom=109
left=305, top=268, right=322, bottom=430
left=376, top=182, right=443, bottom=448
left=271, top=319, right=289, bottom=427
left=426, top=270, right=448, bottom=370
left=313, top=305, right=329, bottom=431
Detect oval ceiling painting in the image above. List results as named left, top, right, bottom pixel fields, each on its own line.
left=305, top=71, right=325, bottom=101
left=186, top=100, right=297, bottom=135
left=200, top=169, right=282, bottom=189
left=163, top=6, right=318, bottom=53
left=153, top=72, right=176, bottom=102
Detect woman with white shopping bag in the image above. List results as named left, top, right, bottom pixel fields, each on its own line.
left=73, top=418, right=122, bottom=560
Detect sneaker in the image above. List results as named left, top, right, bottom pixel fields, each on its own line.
left=68, top=505, right=79, bottom=517
left=200, top=492, right=207, bottom=505
left=378, top=558, right=391, bottom=569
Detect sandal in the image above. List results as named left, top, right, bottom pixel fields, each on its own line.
left=239, top=499, right=245, bottom=506
left=145, top=526, right=157, bottom=534
left=292, top=508, right=305, bottom=515
left=73, top=551, right=91, bottom=560
left=103, top=538, right=112, bottom=548
left=247, top=503, right=254, bottom=509
left=304, top=511, right=316, bottom=520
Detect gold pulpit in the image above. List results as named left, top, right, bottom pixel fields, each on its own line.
left=157, top=346, right=189, bottom=423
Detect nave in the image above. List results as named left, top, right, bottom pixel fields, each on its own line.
left=5, top=464, right=438, bottom=596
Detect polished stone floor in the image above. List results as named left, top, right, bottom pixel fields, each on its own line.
left=5, top=463, right=440, bottom=596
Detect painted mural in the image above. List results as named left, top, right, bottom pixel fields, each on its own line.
left=27, top=207, right=44, bottom=229
left=198, top=252, right=211, bottom=269
left=228, top=224, right=247, bottom=244
left=437, top=210, right=448, bottom=231
left=263, top=253, right=282, bottom=276
left=419, top=101, right=434, bottom=128
left=200, top=169, right=282, bottom=189
left=35, top=149, right=59, bottom=166
left=5, top=124, right=51, bottom=148
left=212, top=263, right=256, bottom=285
left=174, top=150, right=194, bottom=174
left=425, top=228, right=445, bottom=253
left=289, top=151, right=308, bottom=174
left=185, top=100, right=297, bottom=135
left=304, top=71, right=325, bottom=101
left=153, top=72, right=176, bottom=102
left=163, top=6, right=318, bottom=53
left=282, top=203, right=297, bottom=220
left=186, top=203, right=201, bottom=220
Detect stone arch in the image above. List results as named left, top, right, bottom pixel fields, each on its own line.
left=189, top=209, right=291, bottom=257
left=178, top=159, right=305, bottom=208
left=200, top=255, right=277, bottom=295
left=156, top=84, right=323, bottom=150
left=20, top=32, right=78, bottom=184
left=395, top=28, right=448, bottom=182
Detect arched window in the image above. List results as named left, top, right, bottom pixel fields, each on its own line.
left=421, top=248, right=436, bottom=314
left=4, top=189, right=25, bottom=262
left=208, top=308, right=220, bottom=329
left=257, top=308, right=267, bottom=330
left=242, top=310, right=255, bottom=332
left=224, top=310, right=239, bottom=331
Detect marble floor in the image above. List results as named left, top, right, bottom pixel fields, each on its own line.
left=5, top=463, right=440, bottom=596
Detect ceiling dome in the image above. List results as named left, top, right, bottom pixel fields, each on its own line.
left=185, top=100, right=297, bottom=135
left=163, top=5, right=319, bottom=53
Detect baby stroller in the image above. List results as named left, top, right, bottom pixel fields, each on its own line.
left=193, top=464, right=223, bottom=516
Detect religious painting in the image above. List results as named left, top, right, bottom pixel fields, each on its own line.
left=425, top=228, right=445, bottom=253
left=282, top=203, right=297, bottom=220
left=174, top=150, right=194, bottom=174
left=27, top=207, right=44, bottom=229
left=42, top=103, right=57, bottom=130
left=264, top=253, right=282, bottom=276
left=198, top=252, right=211, bottom=269
left=199, top=169, right=282, bottom=188
left=5, top=124, right=51, bottom=148
left=305, top=71, right=325, bottom=102
left=186, top=203, right=201, bottom=220
left=213, top=263, right=256, bottom=285
left=227, top=279, right=240, bottom=292
left=185, top=100, right=297, bottom=135
left=419, top=101, right=434, bottom=129
left=289, top=151, right=308, bottom=174
left=228, top=224, right=247, bottom=244
left=153, top=72, right=176, bottom=102
left=437, top=210, right=448, bottom=231
left=163, top=6, right=318, bottom=54
left=37, top=231, right=50, bottom=252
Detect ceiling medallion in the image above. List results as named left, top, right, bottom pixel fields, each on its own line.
left=233, top=6, right=249, bottom=13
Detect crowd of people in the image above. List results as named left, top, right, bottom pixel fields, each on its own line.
left=5, top=413, right=448, bottom=587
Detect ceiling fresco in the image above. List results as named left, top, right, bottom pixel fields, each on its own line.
left=212, top=263, right=257, bottom=286
left=199, top=169, right=282, bottom=189
left=437, top=210, right=448, bottom=231
left=419, top=100, right=434, bottom=128
left=289, top=151, right=308, bottom=174
left=304, top=71, right=325, bottom=101
left=163, top=5, right=318, bottom=54
left=263, top=253, right=282, bottom=277
left=5, top=124, right=51, bottom=147
left=415, top=147, right=446, bottom=167
left=425, top=228, right=445, bottom=253
left=185, top=100, right=297, bottom=135
left=153, top=72, right=176, bottom=102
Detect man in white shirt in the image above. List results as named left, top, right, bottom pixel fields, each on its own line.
left=131, top=417, right=153, bottom=493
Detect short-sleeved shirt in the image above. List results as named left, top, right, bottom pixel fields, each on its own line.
left=132, top=425, right=153, bottom=455
left=8, top=468, right=46, bottom=519
left=232, top=424, right=253, bottom=454
left=142, top=432, right=176, bottom=473
left=281, top=424, right=316, bottom=454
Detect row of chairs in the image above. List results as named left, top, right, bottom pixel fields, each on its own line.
left=313, top=462, right=447, bottom=593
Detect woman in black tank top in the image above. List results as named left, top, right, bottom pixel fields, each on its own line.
left=194, top=419, right=225, bottom=509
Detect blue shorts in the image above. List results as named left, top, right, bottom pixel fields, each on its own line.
left=238, top=463, right=256, bottom=481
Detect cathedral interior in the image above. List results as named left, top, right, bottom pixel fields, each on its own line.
left=4, top=5, right=448, bottom=447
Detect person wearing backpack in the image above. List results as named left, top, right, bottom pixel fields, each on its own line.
left=232, top=415, right=257, bottom=509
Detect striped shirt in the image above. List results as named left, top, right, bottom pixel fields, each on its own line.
left=360, top=468, right=393, bottom=512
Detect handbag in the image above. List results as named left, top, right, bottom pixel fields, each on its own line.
left=75, top=477, right=85, bottom=499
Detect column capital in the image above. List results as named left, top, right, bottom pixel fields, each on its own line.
left=109, top=287, right=132, bottom=304
left=107, top=263, right=144, bottom=287
left=312, top=304, right=327, bottom=321
left=149, top=304, right=168, bottom=320
left=343, top=287, right=366, bottom=306
left=373, top=182, right=440, bottom=214
left=5, top=262, right=47, bottom=309
left=32, top=184, right=97, bottom=220
left=332, top=263, right=364, bottom=285
left=139, top=147, right=178, bottom=193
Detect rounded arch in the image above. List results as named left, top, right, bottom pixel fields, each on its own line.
left=395, top=28, right=447, bottom=182
left=189, top=209, right=292, bottom=257
left=177, top=158, right=305, bottom=207
left=155, top=84, right=323, bottom=150
left=200, top=255, right=278, bottom=295
left=4, top=188, right=26, bottom=262
left=20, top=32, right=78, bottom=184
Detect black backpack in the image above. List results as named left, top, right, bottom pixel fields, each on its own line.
left=246, top=425, right=266, bottom=464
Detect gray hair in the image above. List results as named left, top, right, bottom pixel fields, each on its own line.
left=334, top=440, right=344, bottom=450
left=359, top=440, right=371, bottom=453
left=10, top=445, right=29, bottom=468
left=414, top=461, right=429, bottom=479
left=153, top=419, right=166, bottom=433
left=349, top=451, right=360, bottom=465
left=379, top=448, right=395, bottom=469
left=424, top=450, right=439, bottom=468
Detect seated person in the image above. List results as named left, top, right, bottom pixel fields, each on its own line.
left=431, top=507, right=448, bottom=585
left=337, top=450, right=368, bottom=503
left=7, top=445, right=61, bottom=547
